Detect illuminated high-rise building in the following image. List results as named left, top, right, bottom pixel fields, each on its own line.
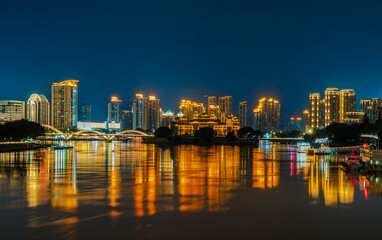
left=208, top=104, right=221, bottom=119
left=238, top=101, right=247, bottom=127
left=27, top=94, right=50, bottom=125
left=339, top=89, right=356, bottom=123
left=179, top=100, right=205, bottom=122
left=108, top=96, right=122, bottom=123
left=147, top=95, right=160, bottom=130
left=253, top=98, right=280, bottom=134
left=51, top=80, right=78, bottom=131
left=78, top=104, right=91, bottom=122
left=309, top=93, right=321, bottom=129
left=303, top=109, right=310, bottom=132
left=132, top=93, right=148, bottom=130
left=361, top=98, right=382, bottom=124
left=219, top=96, right=232, bottom=118
left=324, top=88, right=340, bottom=127
left=0, top=100, right=25, bottom=122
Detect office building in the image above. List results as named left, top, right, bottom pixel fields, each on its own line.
left=27, top=94, right=50, bottom=125
left=238, top=101, right=247, bottom=127
left=253, top=98, right=280, bottom=134
left=339, top=89, right=356, bottom=123
left=51, top=80, right=78, bottom=131
left=0, top=100, right=25, bottom=122
left=108, top=96, right=122, bottom=123
left=78, top=104, right=91, bottom=122
left=132, top=93, right=148, bottom=130
left=219, top=96, right=232, bottom=118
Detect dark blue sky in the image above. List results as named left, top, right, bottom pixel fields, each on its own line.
left=1, top=0, right=382, bottom=121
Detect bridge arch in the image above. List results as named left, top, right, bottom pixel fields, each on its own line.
left=66, top=130, right=111, bottom=141
left=109, top=130, right=149, bottom=140
left=41, top=124, right=65, bottom=135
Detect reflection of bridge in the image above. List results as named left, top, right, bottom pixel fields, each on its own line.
left=42, top=125, right=151, bottom=141
left=259, top=137, right=305, bottom=143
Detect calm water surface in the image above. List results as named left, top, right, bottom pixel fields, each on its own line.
left=0, top=141, right=381, bottom=239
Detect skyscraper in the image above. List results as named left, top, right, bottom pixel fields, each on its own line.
left=51, top=80, right=78, bottom=131
left=309, top=93, right=321, bottom=129
left=303, top=109, right=310, bottom=132
left=147, top=95, right=160, bottom=130
left=238, top=101, right=247, bottom=127
left=78, top=104, right=91, bottom=122
left=27, top=94, right=50, bottom=125
left=324, top=88, right=340, bottom=127
left=219, top=96, right=232, bottom=118
left=253, top=98, right=280, bottom=134
left=132, top=94, right=148, bottom=130
left=161, top=110, right=174, bottom=128
left=0, top=100, right=25, bottom=122
left=339, top=89, right=356, bottom=123
left=108, top=96, right=122, bottom=123
left=361, top=98, right=382, bottom=124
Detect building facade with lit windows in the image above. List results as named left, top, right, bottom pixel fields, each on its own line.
left=309, top=93, right=321, bottom=129
left=339, top=89, right=356, bottom=123
left=51, top=80, right=78, bottom=131
left=132, top=94, right=148, bottom=130
left=179, top=100, right=205, bottom=123
left=173, top=112, right=240, bottom=136
left=78, top=104, right=91, bottom=122
left=361, top=98, right=382, bottom=124
left=108, top=96, right=122, bottom=123
left=0, top=100, right=25, bottom=122
left=147, top=95, right=160, bottom=131
left=344, top=111, right=365, bottom=125
left=253, top=98, right=280, bottom=134
left=324, top=88, right=340, bottom=126
left=302, top=109, right=310, bottom=132
left=238, top=101, right=247, bottom=127
left=121, top=110, right=133, bottom=130
left=219, top=96, right=232, bottom=118
left=27, top=94, right=50, bottom=125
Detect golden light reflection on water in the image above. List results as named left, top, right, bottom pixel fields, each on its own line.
left=0, top=141, right=378, bottom=223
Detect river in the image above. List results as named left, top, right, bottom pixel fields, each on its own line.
left=0, top=140, right=381, bottom=239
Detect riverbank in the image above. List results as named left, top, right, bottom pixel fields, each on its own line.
left=0, top=142, right=51, bottom=152
left=143, top=136, right=258, bottom=146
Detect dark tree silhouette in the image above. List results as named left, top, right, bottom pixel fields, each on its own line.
left=238, top=127, right=254, bottom=138
left=0, top=120, right=45, bottom=141
left=154, top=127, right=172, bottom=138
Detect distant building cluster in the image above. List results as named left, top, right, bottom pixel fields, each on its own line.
left=4, top=78, right=381, bottom=136
left=307, top=88, right=382, bottom=130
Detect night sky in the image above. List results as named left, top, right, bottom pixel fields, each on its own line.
left=1, top=0, right=382, bottom=121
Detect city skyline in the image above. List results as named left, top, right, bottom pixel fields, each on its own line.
left=1, top=1, right=382, bottom=120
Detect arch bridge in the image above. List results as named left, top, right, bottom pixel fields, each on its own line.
left=41, top=125, right=151, bottom=141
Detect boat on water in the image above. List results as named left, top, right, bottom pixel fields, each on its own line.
left=297, top=142, right=310, bottom=153
left=360, top=148, right=382, bottom=173
left=342, top=149, right=363, bottom=171
left=53, top=144, right=73, bottom=150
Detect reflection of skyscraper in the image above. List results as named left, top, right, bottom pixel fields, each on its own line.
left=78, top=104, right=91, bottom=122
left=27, top=94, right=50, bottom=125
left=219, top=96, right=232, bottom=118
left=108, top=96, right=122, bottom=123
left=133, top=94, right=148, bottom=130
left=238, top=101, right=247, bottom=127
left=253, top=98, right=280, bottom=134
left=51, top=80, right=78, bottom=131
